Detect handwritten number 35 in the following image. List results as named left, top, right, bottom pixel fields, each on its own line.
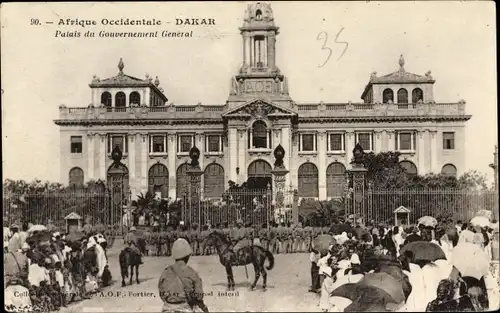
left=317, top=28, right=348, bottom=68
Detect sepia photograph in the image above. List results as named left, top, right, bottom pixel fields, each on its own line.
left=1, top=1, right=498, bottom=312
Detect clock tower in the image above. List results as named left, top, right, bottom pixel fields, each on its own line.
left=227, top=2, right=293, bottom=109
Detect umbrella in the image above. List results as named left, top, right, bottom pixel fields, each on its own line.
left=470, top=216, right=490, bottom=228
left=451, top=242, right=489, bottom=280
left=331, top=283, right=399, bottom=304
left=27, top=225, right=47, bottom=233
left=358, top=272, right=406, bottom=304
left=418, top=216, right=438, bottom=228
left=313, top=234, right=335, bottom=252
left=399, top=241, right=446, bottom=264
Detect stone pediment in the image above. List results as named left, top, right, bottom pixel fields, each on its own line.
left=222, top=98, right=297, bottom=119
left=64, top=212, right=82, bottom=220
left=393, top=206, right=411, bottom=214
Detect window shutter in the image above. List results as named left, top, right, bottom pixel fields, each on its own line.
left=149, top=135, right=152, bottom=153
left=343, top=134, right=346, bottom=151
left=125, top=135, right=128, bottom=153
left=413, top=132, right=417, bottom=150
left=395, top=133, right=398, bottom=151
left=371, top=134, right=374, bottom=151
left=315, top=134, right=318, bottom=151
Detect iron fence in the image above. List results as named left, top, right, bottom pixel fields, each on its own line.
left=2, top=190, right=126, bottom=233
left=345, top=188, right=499, bottom=225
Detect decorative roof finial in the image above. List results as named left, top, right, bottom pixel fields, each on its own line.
left=118, top=58, right=124, bottom=74
left=154, top=76, right=160, bottom=87
left=399, top=54, right=405, bottom=70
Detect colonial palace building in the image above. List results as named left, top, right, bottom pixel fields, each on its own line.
left=54, top=2, right=471, bottom=201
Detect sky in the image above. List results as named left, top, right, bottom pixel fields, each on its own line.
left=1, top=1, right=497, bottom=184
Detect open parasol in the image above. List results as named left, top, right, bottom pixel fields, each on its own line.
left=358, top=272, right=406, bottom=305
left=313, top=234, right=335, bottom=253
left=399, top=241, right=446, bottom=264
left=451, top=242, right=490, bottom=280
left=27, top=225, right=47, bottom=234
left=470, top=216, right=490, bottom=228
left=417, top=216, right=438, bottom=228
left=475, top=209, right=492, bottom=220
left=331, top=283, right=402, bottom=305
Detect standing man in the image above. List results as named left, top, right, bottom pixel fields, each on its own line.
left=8, top=224, right=22, bottom=252
left=18, top=222, right=29, bottom=248
left=82, top=216, right=93, bottom=235
left=158, top=238, right=209, bottom=313
left=47, top=219, right=57, bottom=233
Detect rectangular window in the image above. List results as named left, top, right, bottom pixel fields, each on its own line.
left=150, top=135, right=166, bottom=154
left=300, top=134, right=316, bottom=152
left=443, top=132, right=455, bottom=150
left=206, top=135, right=222, bottom=153
left=328, top=133, right=345, bottom=152
left=178, top=135, right=194, bottom=153
left=356, top=133, right=372, bottom=151
left=107, top=135, right=128, bottom=154
left=396, top=131, right=417, bottom=151
left=70, top=136, right=83, bottom=154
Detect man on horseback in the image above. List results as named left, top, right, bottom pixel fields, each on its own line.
left=231, top=219, right=249, bottom=266
left=124, top=227, right=143, bottom=265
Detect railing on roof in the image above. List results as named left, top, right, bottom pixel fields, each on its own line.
left=57, top=101, right=467, bottom=120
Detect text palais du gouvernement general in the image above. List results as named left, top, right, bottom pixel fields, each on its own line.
left=54, top=18, right=216, bottom=38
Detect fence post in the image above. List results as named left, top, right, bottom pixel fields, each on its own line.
left=348, top=144, right=367, bottom=221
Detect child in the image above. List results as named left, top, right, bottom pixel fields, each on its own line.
left=319, top=265, right=335, bottom=312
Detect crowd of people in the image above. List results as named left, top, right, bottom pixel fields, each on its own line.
left=4, top=220, right=112, bottom=312
left=307, top=213, right=499, bottom=312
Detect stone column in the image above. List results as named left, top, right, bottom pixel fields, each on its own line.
left=140, top=133, right=148, bottom=192
left=87, top=133, right=95, bottom=181
left=318, top=131, right=327, bottom=200
left=197, top=133, right=205, bottom=198
left=242, top=32, right=248, bottom=66
left=430, top=130, right=438, bottom=174
left=167, top=134, right=177, bottom=199
left=345, top=131, right=355, bottom=166
left=229, top=128, right=238, bottom=183
left=417, top=131, right=426, bottom=175
left=374, top=131, right=382, bottom=153
left=387, top=130, right=396, bottom=152
left=99, top=134, right=107, bottom=180
left=267, top=33, right=275, bottom=68
left=281, top=126, right=291, bottom=189
left=128, top=133, right=136, bottom=196
left=250, top=36, right=254, bottom=66
left=264, top=36, right=268, bottom=67
left=238, top=129, right=247, bottom=184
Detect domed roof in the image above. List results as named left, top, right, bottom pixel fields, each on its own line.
left=241, top=2, right=278, bottom=31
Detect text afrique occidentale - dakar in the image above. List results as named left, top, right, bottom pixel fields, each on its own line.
left=55, top=18, right=216, bottom=38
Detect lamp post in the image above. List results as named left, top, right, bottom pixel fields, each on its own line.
left=271, top=144, right=290, bottom=224
left=348, top=143, right=368, bottom=220
left=187, top=146, right=204, bottom=227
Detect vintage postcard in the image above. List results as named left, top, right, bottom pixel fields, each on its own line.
left=2, top=1, right=498, bottom=312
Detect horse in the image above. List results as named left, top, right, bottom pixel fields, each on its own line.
left=119, top=247, right=141, bottom=287
left=203, top=231, right=274, bottom=291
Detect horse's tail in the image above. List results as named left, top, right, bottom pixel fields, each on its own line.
left=119, top=250, right=128, bottom=278
left=265, top=250, right=274, bottom=270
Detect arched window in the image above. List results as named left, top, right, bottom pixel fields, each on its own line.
left=69, top=167, right=84, bottom=187
left=326, top=162, right=346, bottom=198
left=400, top=161, right=418, bottom=177
left=101, top=92, right=112, bottom=107
left=298, top=163, right=319, bottom=198
left=115, top=92, right=126, bottom=107
left=204, top=163, right=225, bottom=198
left=397, top=88, right=408, bottom=104
left=441, top=164, right=457, bottom=177
left=176, top=163, right=189, bottom=199
left=252, top=120, right=268, bottom=149
left=129, top=91, right=141, bottom=105
left=412, top=88, right=424, bottom=103
left=383, top=89, right=394, bottom=103
left=148, top=164, right=169, bottom=198
left=247, top=160, right=272, bottom=189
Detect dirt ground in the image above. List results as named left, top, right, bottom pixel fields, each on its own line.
left=59, top=250, right=321, bottom=312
